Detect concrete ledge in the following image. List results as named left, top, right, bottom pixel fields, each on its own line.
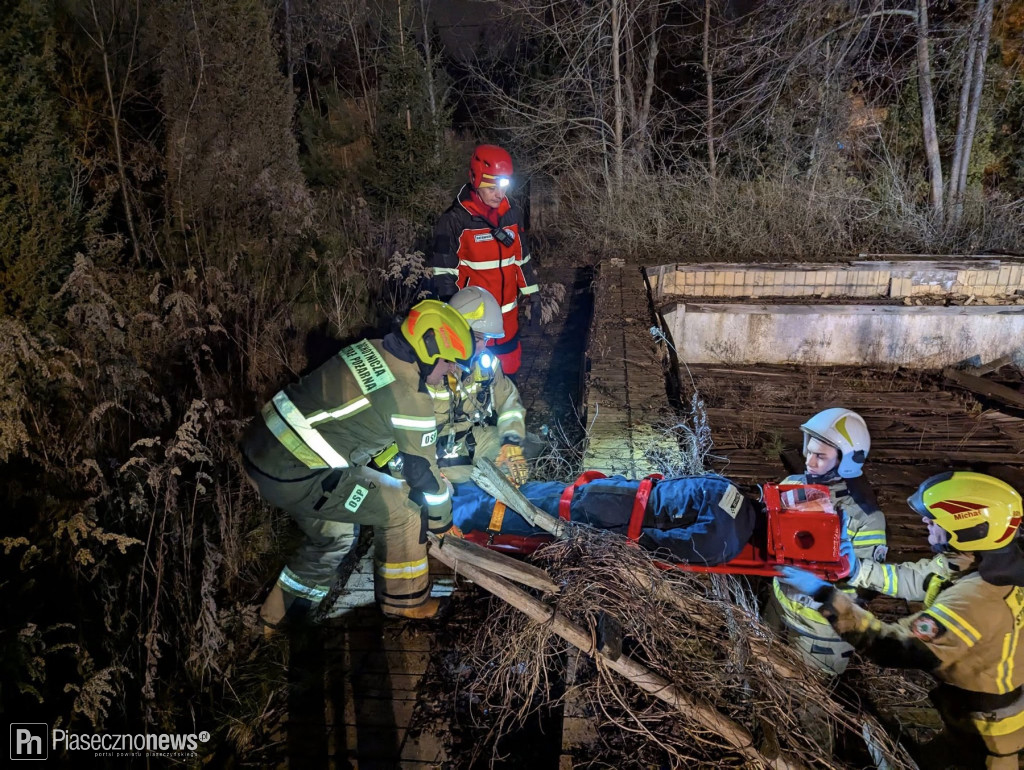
left=647, top=259, right=1024, bottom=301
left=665, top=303, right=1024, bottom=367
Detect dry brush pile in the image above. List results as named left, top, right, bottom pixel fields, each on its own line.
left=455, top=525, right=926, bottom=768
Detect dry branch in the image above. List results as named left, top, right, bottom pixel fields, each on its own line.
left=428, top=534, right=803, bottom=769
left=471, top=459, right=568, bottom=537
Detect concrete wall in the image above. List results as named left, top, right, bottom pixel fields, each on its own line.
left=647, top=260, right=1024, bottom=301
left=664, top=303, right=1024, bottom=367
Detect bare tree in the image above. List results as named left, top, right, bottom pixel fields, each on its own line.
left=417, top=0, right=445, bottom=164
left=916, top=0, right=944, bottom=216
left=464, top=0, right=671, bottom=197
left=84, top=0, right=143, bottom=264
left=703, top=0, right=716, bottom=189
left=948, top=0, right=994, bottom=223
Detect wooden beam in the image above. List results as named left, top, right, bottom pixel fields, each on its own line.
left=966, top=354, right=1016, bottom=377
left=943, top=367, right=1024, bottom=410
left=432, top=535, right=559, bottom=594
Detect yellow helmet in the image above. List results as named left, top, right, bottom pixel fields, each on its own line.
left=400, top=300, right=473, bottom=368
left=908, top=472, right=1023, bottom=552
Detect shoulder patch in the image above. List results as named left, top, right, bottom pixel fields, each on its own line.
left=421, top=429, right=438, bottom=447
left=340, top=340, right=396, bottom=394
left=911, top=615, right=946, bottom=642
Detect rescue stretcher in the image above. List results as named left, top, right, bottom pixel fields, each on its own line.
left=461, top=471, right=852, bottom=581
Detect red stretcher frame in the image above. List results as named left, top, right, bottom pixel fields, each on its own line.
left=461, top=476, right=852, bottom=582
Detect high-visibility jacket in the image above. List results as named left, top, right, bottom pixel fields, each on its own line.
left=819, top=570, right=1024, bottom=764
left=428, top=358, right=526, bottom=461
left=850, top=551, right=972, bottom=601
left=430, top=185, right=539, bottom=373
left=768, top=471, right=888, bottom=674
left=245, top=334, right=452, bottom=532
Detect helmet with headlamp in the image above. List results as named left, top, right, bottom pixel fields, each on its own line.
left=469, top=144, right=513, bottom=191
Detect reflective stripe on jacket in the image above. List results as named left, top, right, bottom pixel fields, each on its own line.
left=255, top=337, right=451, bottom=522
left=430, top=185, right=538, bottom=343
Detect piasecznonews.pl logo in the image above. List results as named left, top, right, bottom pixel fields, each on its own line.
left=10, top=723, right=210, bottom=760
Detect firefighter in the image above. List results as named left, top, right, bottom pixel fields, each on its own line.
left=429, top=144, right=540, bottom=377
left=764, top=407, right=888, bottom=674
left=778, top=472, right=1024, bottom=770
left=241, top=300, right=472, bottom=630
left=430, top=286, right=529, bottom=485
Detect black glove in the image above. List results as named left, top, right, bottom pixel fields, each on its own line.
left=530, top=295, right=543, bottom=327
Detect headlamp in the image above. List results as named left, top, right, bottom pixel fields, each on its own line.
left=479, top=352, right=495, bottom=370
left=497, top=177, right=510, bottom=189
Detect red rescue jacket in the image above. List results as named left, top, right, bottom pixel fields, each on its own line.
left=430, top=185, right=539, bottom=348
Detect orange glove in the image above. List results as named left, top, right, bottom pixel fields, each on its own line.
left=439, top=523, right=464, bottom=540
left=495, top=443, right=529, bottom=486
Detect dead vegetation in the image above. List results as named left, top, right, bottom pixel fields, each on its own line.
left=447, top=524, right=925, bottom=768
left=3, top=0, right=1024, bottom=764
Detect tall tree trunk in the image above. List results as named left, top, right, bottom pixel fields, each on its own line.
left=703, top=0, right=716, bottom=191
left=633, top=3, right=660, bottom=161
left=622, top=3, right=637, bottom=135
left=947, top=0, right=985, bottom=207
left=611, top=0, right=624, bottom=195
left=916, top=0, right=944, bottom=218
left=345, top=4, right=375, bottom=134
left=283, top=0, right=294, bottom=83
left=952, top=0, right=993, bottom=222
left=418, top=0, right=442, bottom=165
left=89, top=0, right=142, bottom=264
left=396, top=0, right=412, bottom=157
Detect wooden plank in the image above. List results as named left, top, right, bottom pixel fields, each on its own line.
left=966, top=354, right=1017, bottom=377
left=944, top=367, right=1024, bottom=410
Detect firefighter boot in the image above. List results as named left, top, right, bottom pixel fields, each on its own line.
left=383, top=597, right=444, bottom=620
left=259, top=585, right=313, bottom=637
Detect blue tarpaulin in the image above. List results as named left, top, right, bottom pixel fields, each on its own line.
left=452, top=474, right=757, bottom=565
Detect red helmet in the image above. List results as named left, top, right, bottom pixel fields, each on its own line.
left=469, top=144, right=513, bottom=189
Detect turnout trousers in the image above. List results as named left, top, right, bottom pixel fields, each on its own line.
left=247, top=462, right=431, bottom=615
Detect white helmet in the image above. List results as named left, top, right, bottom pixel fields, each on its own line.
left=448, top=286, right=503, bottom=339
left=801, top=408, right=870, bottom=479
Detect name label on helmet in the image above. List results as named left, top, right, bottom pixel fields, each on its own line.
left=341, top=340, right=396, bottom=394
left=951, top=510, right=980, bottom=521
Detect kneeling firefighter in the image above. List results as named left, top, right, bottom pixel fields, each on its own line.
left=241, top=300, right=471, bottom=629
left=778, top=472, right=1024, bottom=769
